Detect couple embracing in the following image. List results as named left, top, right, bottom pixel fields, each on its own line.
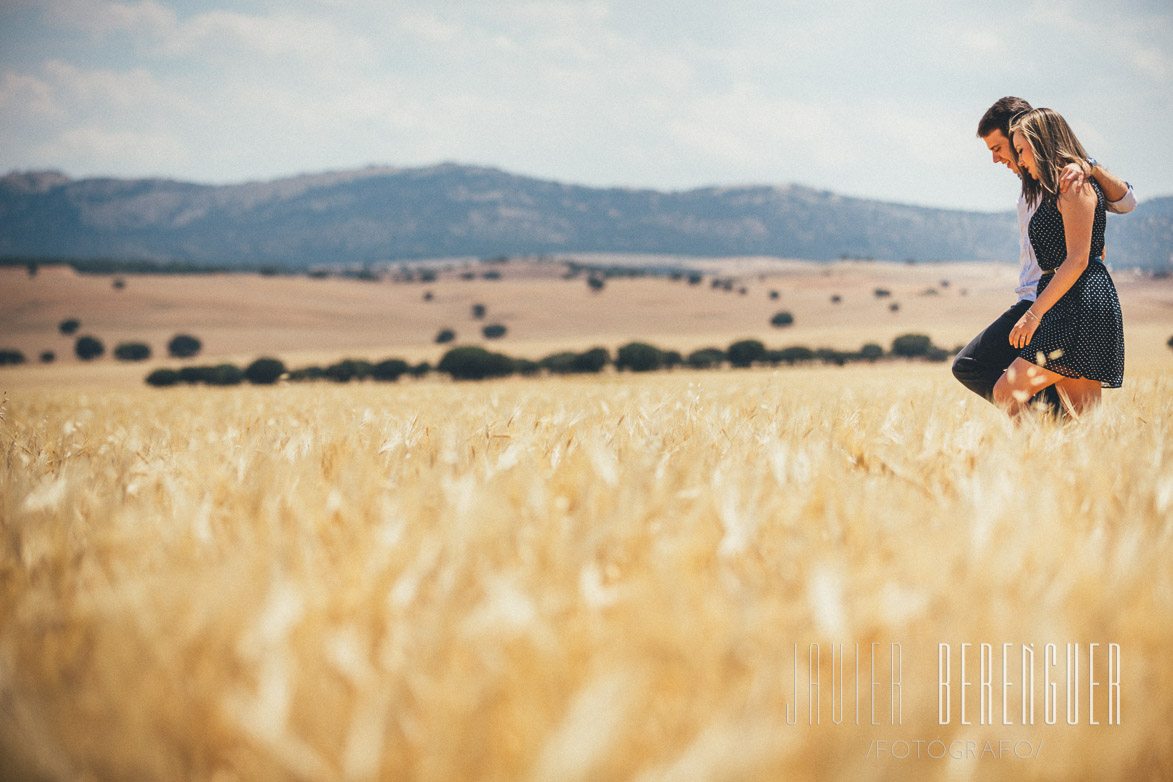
left=952, top=97, right=1136, bottom=420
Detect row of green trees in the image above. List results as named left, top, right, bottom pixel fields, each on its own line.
left=143, top=334, right=952, bottom=387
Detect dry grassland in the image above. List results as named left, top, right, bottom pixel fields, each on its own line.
left=2, top=362, right=1172, bottom=781
left=3, top=259, right=1171, bottom=392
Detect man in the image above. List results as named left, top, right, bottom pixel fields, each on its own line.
left=952, top=96, right=1136, bottom=411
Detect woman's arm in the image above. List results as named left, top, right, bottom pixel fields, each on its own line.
left=1007, top=183, right=1097, bottom=350
left=1029, top=183, right=1096, bottom=319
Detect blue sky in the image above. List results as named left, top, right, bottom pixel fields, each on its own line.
left=1, top=0, right=1169, bottom=212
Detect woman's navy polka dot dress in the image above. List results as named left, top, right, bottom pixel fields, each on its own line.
left=1022, top=179, right=1124, bottom=387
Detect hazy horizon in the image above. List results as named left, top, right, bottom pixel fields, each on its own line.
left=2, top=0, right=1170, bottom=212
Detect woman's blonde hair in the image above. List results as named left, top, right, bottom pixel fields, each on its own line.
left=1009, top=108, right=1089, bottom=207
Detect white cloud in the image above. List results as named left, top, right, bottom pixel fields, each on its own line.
left=0, top=71, right=65, bottom=119
left=1, top=0, right=1168, bottom=207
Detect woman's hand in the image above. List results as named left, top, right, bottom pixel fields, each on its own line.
left=1009, top=310, right=1041, bottom=349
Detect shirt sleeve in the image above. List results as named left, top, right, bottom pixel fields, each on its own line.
left=1106, top=183, right=1137, bottom=214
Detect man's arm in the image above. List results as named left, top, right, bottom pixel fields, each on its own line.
left=1059, top=161, right=1137, bottom=213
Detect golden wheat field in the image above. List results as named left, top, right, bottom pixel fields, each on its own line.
left=2, top=360, right=1172, bottom=781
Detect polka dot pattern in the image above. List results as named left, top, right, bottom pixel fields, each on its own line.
left=1021, top=180, right=1124, bottom=387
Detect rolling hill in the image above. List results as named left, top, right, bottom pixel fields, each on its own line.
left=1, top=164, right=1168, bottom=269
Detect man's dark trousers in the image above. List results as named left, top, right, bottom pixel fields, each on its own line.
left=952, top=298, right=1065, bottom=413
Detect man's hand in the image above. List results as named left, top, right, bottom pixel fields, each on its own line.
left=1058, top=160, right=1091, bottom=194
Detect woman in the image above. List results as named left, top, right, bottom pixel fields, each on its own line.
left=992, top=108, right=1125, bottom=419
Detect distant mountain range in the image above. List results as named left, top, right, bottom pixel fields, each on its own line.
left=1, top=164, right=1169, bottom=269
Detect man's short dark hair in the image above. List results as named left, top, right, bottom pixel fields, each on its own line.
left=977, top=96, right=1034, bottom=139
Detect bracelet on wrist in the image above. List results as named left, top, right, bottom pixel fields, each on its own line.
left=1025, top=309, right=1041, bottom=322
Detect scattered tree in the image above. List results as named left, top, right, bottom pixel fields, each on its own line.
left=471, top=303, right=486, bottom=319
left=770, top=311, right=795, bottom=328
left=482, top=323, right=508, bottom=339
left=75, top=335, right=105, bottom=361
left=874, top=288, right=891, bottom=298
left=769, top=290, right=780, bottom=300
left=114, top=342, right=151, bottom=362
left=168, top=334, right=202, bottom=358
left=889, top=302, right=901, bottom=313
left=588, top=276, right=605, bottom=293
left=40, top=351, right=55, bottom=363
left=435, top=328, right=456, bottom=344
left=59, top=318, right=81, bottom=336
left=831, top=294, right=842, bottom=304
left=860, top=343, right=884, bottom=362
left=0, top=349, right=26, bottom=366
left=113, top=278, right=126, bottom=290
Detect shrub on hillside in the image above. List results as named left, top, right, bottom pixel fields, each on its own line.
left=410, top=361, right=432, bottom=378
left=615, top=342, right=664, bottom=373
left=860, top=343, right=884, bottom=362
left=471, top=304, right=486, bottom=319
left=207, top=364, right=244, bottom=386
left=325, top=359, right=371, bottom=383
left=40, top=351, right=55, bottom=363
left=1167, top=335, right=1173, bottom=352
left=145, top=368, right=179, bottom=387
left=59, top=319, right=81, bottom=336
left=769, top=346, right=815, bottom=365
left=574, top=347, right=610, bottom=373
left=168, top=334, right=202, bottom=359
left=287, top=366, right=326, bottom=382
left=587, top=276, right=605, bottom=292
left=816, top=348, right=850, bottom=366
left=925, top=346, right=952, bottom=363
left=515, top=358, right=542, bottom=376
left=438, top=346, right=515, bottom=380
left=482, top=323, right=507, bottom=339
left=75, top=335, right=105, bottom=361
left=727, top=339, right=767, bottom=368
left=540, top=352, right=580, bottom=375
left=435, top=328, right=456, bottom=344
left=664, top=350, right=683, bottom=369
left=687, top=348, right=726, bottom=369
left=113, top=342, right=151, bottom=362
left=371, top=359, right=410, bottom=382
left=891, top=333, right=933, bottom=358
left=0, top=349, right=27, bottom=366
left=244, top=357, right=286, bottom=385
